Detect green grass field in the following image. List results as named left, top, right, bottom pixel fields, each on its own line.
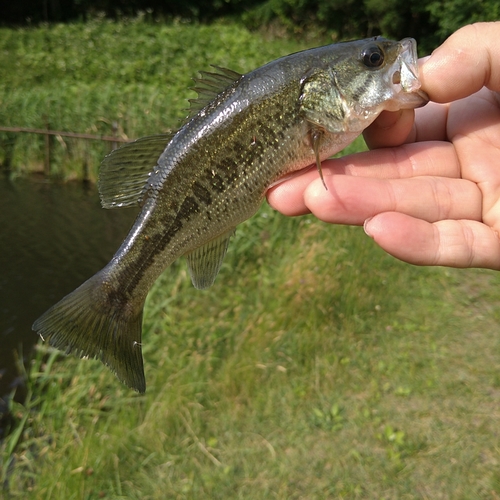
left=2, top=19, right=500, bottom=500
left=0, top=19, right=309, bottom=180
left=3, top=208, right=500, bottom=499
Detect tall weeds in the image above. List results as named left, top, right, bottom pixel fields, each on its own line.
left=0, top=20, right=307, bottom=179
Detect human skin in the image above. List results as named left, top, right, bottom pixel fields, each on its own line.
left=267, top=22, right=500, bottom=270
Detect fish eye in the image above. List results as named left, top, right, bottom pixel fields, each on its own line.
left=362, top=45, right=385, bottom=68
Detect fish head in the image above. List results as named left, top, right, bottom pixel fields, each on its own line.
left=300, top=37, right=429, bottom=134
left=363, top=37, right=429, bottom=110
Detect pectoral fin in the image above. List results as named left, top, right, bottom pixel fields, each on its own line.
left=185, top=229, right=235, bottom=290
left=99, top=134, right=172, bottom=209
left=299, top=69, right=349, bottom=134
left=310, top=128, right=328, bottom=190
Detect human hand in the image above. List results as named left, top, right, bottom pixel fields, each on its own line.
left=267, top=22, right=500, bottom=270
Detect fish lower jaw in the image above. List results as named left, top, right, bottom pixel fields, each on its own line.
left=389, top=90, right=429, bottom=110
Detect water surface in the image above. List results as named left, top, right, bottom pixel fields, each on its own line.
left=0, top=177, right=137, bottom=420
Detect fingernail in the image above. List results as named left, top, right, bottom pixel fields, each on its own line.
left=363, top=218, right=374, bottom=237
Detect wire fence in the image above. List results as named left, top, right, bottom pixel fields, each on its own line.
left=0, top=121, right=134, bottom=181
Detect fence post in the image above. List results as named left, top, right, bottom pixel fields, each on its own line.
left=111, top=121, right=118, bottom=152
left=0, top=124, right=131, bottom=180
left=43, top=116, right=51, bottom=176
left=0, top=133, right=16, bottom=175
left=83, top=143, right=90, bottom=183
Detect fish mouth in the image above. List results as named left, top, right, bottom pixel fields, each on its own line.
left=392, top=38, right=429, bottom=108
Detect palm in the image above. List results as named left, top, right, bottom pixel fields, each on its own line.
left=448, top=89, right=500, bottom=230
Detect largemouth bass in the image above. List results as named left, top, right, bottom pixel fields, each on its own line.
left=33, top=37, right=428, bottom=392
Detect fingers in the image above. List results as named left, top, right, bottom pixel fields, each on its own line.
left=269, top=170, right=496, bottom=269
left=329, top=141, right=459, bottom=179
left=267, top=141, right=461, bottom=215
left=300, top=175, right=482, bottom=226
left=267, top=171, right=314, bottom=216
left=365, top=101, right=450, bottom=148
left=366, top=22, right=500, bottom=149
left=420, top=22, right=500, bottom=102
left=364, top=212, right=500, bottom=270
left=363, top=109, right=416, bottom=149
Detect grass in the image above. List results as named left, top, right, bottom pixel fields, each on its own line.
left=0, top=18, right=311, bottom=180
left=2, top=202, right=500, bottom=499
left=2, top=18, right=500, bottom=499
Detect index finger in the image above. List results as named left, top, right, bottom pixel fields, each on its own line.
left=267, top=140, right=460, bottom=216
left=364, top=100, right=450, bottom=149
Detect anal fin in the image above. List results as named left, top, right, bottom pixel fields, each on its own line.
left=185, top=229, right=235, bottom=290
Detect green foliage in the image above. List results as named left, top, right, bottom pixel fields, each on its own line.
left=2, top=21, right=500, bottom=496
left=3, top=0, right=499, bottom=58
left=2, top=12, right=497, bottom=179
left=426, top=0, right=500, bottom=40
left=0, top=19, right=306, bottom=180
left=243, top=0, right=499, bottom=53
left=3, top=206, right=500, bottom=498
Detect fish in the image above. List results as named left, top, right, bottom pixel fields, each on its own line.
left=33, top=37, right=428, bottom=393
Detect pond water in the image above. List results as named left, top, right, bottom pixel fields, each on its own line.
left=0, top=177, right=137, bottom=423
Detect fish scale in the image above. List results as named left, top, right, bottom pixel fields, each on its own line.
left=33, top=37, right=428, bottom=392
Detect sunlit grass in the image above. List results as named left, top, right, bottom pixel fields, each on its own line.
left=0, top=20, right=311, bottom=181
left=2, top=19, right=500, bottom=500
left=3, top=204, right=500, bottom=498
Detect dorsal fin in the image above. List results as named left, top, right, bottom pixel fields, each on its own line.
left=98, top=134, right=172, bottom=209
left=187, top=65, right=242, bottom=118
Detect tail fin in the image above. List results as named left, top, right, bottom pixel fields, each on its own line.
left=32, top=274, right=146, bottom=393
